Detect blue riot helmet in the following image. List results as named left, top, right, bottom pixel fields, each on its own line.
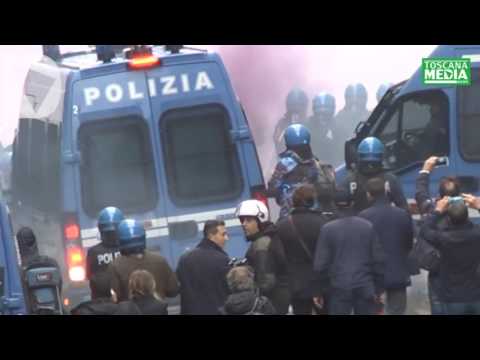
left=286, top=88, right=308, bottom=117
left=312, top=92, right=336, bottom=119
left=345, top=83, right=368, bottom=110
left=98, top=207, right=125, bottom=247
left=98, top=207, right=125, bottom=233
left=376, top=83, right=393, bottom=102
left=284, top=124, right=311, bottom=147
left=357, top=137, right=385, bottom=163
left=117, top=219, right=146, bottom=254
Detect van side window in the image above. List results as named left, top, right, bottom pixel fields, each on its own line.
left=375, top=91, right=449, bottom=170
left=458, top=71, right=480, bottom=161
left=160, top=104, right=243, bottom=206
left=78, top=116, right=158, bottom=216
left=11, top=118, right=60, bottom=213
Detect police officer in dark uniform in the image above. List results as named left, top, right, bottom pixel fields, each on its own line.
left=376, top=83, right=393, bottom=103
left=334, top=83, right=371, bottom=142
left=268, top=124, right=336, bottom=218
left=86, top=206, right=124, bottom=299
left=109, top=219, right=179, bottom=302
left=273, top=88, right=309, bottom=154
left=307, top=92, right=341, bottom=167
left=340, top=136, right=408, bottom=214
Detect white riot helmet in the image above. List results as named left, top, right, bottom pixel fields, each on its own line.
left=235, top=200, right=270, bottom=223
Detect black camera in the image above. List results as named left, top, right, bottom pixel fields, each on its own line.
left=436, top=157, right=448, bottom=166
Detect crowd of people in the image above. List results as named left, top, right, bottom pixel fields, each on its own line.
left=14, top=82, right=480, bottom=315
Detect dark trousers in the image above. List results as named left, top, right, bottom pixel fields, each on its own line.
left=428, top=274, right=445, bottom=315
left=386, top=288, right=407, bottom=315
left=291, top=297, right=328, bottom=315
left=328, top=287, right=377, bottom=315
left=291, top=298, right=313, bottom=315
left=444, top=302, right=480, bottom=315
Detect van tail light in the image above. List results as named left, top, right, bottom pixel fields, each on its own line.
left=62, top=213, right=86, bottom=282
left=66, top=246, right=86, bottom=282
left=63, top=213, right=80, bottom=242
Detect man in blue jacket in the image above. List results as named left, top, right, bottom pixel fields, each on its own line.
left=359, top=177, right=414, bottom=315
left=313, top=193, right=386, bottom=315
left=420, top=197, right=480, bottom=315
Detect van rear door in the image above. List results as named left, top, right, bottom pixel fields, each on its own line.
left=145, top=59, right=250, bottom=265
left=72, top=70, right=171, bottom=257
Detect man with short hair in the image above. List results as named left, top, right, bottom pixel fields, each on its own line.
left=276, top=184, right=338, bottom=314
left=359, top=177, right=414, bottom=315
left=420, top=197, right=480, bottom=315
left=313, top=194, right=386, bottom=315
left=176, top=220, right=231, bottom=315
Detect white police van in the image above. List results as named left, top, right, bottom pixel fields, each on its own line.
left=10, top=45, right=267, bottom=308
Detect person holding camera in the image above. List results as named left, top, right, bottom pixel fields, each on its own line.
left=415, top=156, right=461, bottom=315
left=176, top=220, right=231, bottom=315
left=419, top=197, right=480, bottom=315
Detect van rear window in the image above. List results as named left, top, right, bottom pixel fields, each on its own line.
left=458, top=71, right=480, bottom=161
left=78, top=116, right=157, bottom=215
left=160, top=104, right=243, bottom=206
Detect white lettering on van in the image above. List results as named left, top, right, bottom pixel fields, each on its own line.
left=195, top=71, right=214, bottom=91
left=128, top=81, right=144, bottom=100
left=181, top=74, right=190, bottom=92
left=160, top=76, right=178, bottom=95
left=81, top=71, right=215, bottom=107
left=148, top=78, right=157, bottom=97
left=84, top=87, right=100, bottom=106
left=105, top=84, right=123, bottom=103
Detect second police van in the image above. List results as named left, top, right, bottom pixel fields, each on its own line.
left=10, top=45, right=267, bottom=308
left=337, top=45, right=480, bottom=222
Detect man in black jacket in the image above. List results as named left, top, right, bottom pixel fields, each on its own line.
left=415, top=156, right=461, bottom=315
left=176, top=220, right=231, bottom=315
left=236, top=199, right=291, bottom=314
left=420, top=197, right=480, bottom=315
left=359, top=177, right=414, bottom=315
left=276, top=184, right=338, bottom=314
left=313, top=194, right=385, bottom=315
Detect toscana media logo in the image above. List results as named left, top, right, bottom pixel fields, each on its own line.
left=422, top=58, right=471, bottom=85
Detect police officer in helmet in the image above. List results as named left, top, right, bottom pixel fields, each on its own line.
left=273, top=88, right=309, bottom=154
left=109, top=219, right=178, bottom=302
left=334, top=83, right=371, bottom=142
left=86, top=206, right=124, bottom=299
left=268, top=123, right=335, bottom=219
left=307, top=92, right=341, bottom=166
left=376, top=83, right=393, bottom=103
left=340, top=136, right=408, bottom=214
